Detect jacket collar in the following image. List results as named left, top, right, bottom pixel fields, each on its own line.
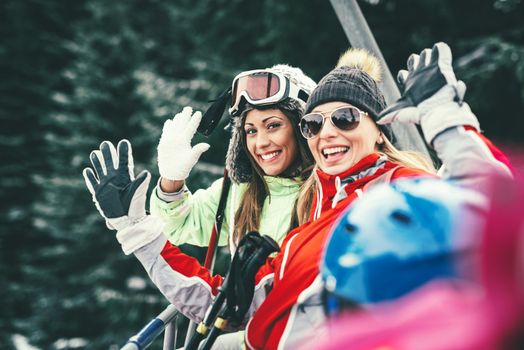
left=312, top=153, right=389, bottom=218
left=263, top=176, right=301, bottom=196
left=315, top=153, right=383, bottom=191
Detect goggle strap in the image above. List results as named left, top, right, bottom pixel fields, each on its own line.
left=298, top=89, right=309, bottom=104
left=209, top=87, right=232, bottom=103
left=286, top=79, right=309, bottom=104
left=199, top=87, right=231, bottom=136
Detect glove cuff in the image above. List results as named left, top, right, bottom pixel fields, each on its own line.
left=421, top=101, right=480, bottom=145
left=116, top=215, right=165, bottom=255
left=106, top=216, right=132, bottom=231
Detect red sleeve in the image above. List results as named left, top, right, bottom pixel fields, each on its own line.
left=160, top=239, right=278, bottom=298
left=160, top=241, right=223, bottom=295
left=254, top=255, right=277, bottom=283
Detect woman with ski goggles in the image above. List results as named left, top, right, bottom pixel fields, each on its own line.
left=151, top=64, right=316, bottom=253
left=149, top=65, right=315, bottom=348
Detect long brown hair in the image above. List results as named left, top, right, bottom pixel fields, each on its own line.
left=232, top=106, right=314, bottom=245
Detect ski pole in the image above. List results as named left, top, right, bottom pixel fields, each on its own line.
left=199, top=234, right=279, bottom=350
left=185, top=269, right=232, bottom=349
left=183, top=169, right=231, bottom=347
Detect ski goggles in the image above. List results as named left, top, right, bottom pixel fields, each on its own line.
left=299, top=105, right=368, bottom=139
left=229, top=69, right=309, bottom=116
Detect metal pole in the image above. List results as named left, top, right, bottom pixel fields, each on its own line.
left=329, top=0, right=431, bottom=158
left=121, top=305, right=179, bottom=350
left=162, top=315, right=177, bottom=350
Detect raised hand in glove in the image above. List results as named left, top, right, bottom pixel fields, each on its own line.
left=157, top=106, right=210, bottom=181
left=83, top=140, right=163, bottom=254
left=378, top=42, right=479, bottom=145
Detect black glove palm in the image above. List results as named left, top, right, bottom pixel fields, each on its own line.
left=377, top=42, right=478, bottom=145
left=83, top=140, right=150, bottom=230
left=380, top=42, right=459, bottom=118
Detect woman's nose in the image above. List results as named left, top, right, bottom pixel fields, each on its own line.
left=256, top=130, right=271, bottom=147
left=319, top=117, right=338, bottom=138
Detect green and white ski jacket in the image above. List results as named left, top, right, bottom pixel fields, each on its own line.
left=150, top=176, right=302, bottom=251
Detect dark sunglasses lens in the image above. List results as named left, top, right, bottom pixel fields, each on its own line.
left=301, top=114, right=324, bottom=138
left=331, top=107, right=360, bottom=131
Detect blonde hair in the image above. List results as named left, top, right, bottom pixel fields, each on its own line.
left=295, top=136, right=436, bottom=226
left=296, top=171, right=317, bottom=225
left=379, top=137, right=435, bottom=173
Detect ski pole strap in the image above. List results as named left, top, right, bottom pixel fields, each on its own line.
left=195, top=232, right=279, bottom=350
left=226, top=232, right=279, bottom=326
left=204, top=169, right=231, bottom=270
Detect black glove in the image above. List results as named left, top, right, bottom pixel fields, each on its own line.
left=378, top=42, right=479, bottom=144
left=83, top=139, right=150, bottom=230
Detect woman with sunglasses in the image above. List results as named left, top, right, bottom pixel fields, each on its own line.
left=242, top=43, right=511, bottom=349
left=83, top=43, right=512, bottom=350
left=150, top=65, right=316, bottom=261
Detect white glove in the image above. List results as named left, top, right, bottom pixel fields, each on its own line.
left=378, top=42, right=479, bottom=145
left=83, top=140, right=164, bottom=254
left=157, top=106, right=210, bottom=181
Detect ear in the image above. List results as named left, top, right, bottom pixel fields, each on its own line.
left=377, top=133, right=384, bottom=145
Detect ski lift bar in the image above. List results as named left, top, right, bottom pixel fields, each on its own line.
left=329, top=0, right=431, bottom=157
left=120, top=305, right=179, bottom=350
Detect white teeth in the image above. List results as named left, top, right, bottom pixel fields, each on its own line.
left=322, top=147, right=349, bottom=156
left=260, top=151, right=280, bottom=160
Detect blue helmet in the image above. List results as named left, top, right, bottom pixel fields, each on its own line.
left=321, top=178, right=486, bottom=312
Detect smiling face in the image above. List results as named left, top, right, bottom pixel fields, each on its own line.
left=244, top=108, right=298, bottom=176
left=307, top=101, right=381, bottom=175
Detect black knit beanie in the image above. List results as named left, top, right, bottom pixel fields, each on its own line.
left=305, top=66, right=393, bottom=141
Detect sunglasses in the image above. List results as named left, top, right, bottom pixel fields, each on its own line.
left=229, top=69, right=309, bottom=116
left=299, top=106, right=368, bottom=139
